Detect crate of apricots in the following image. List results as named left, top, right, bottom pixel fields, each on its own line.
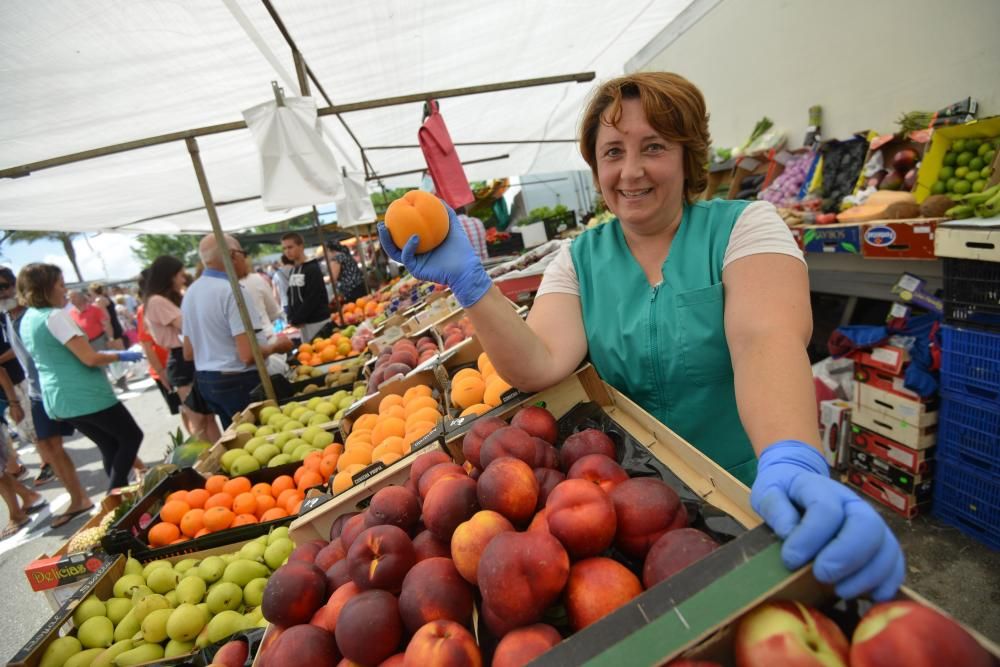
left=445, top=345, right=530, bottom=427
left=100, top=456, right=339, bottom=561
left=333, top=373, right=448, bottom=500
left=293, top=332, right=359, bottom=368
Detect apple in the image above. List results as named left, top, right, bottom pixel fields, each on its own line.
left=734, top=600, right=848, bottom=667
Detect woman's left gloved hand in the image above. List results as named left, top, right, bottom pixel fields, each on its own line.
left=750, top=440, right=905, bottom=601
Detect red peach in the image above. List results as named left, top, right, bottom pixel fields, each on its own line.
left=398, top=557, right=474, bottom=634
left=413, top=529, right=452, bottom=562
left=533, top=468, right=566, bottom=510
left=559, top=429, right=616, bottom=471
left=460, top=416, right=507, bottom=469
left=310, top=581, right=361, bottom=634
left=642, top=528, right=719, bottom=589
left=315, top=540, right=346, bottom=571
left=450, top=510, right=515, bottom=584
left=533, top=438, right=559, bottom=470
left=510, top=406, right=558, bottom=444
left=409, top=451, right=452, bottom=486
left=610, top=477, right=688, bottom=560
left=324, top=559, right=351, bottom=591
left=403, top=620, right=482, bottom=667
left=288, top=541, right=323, bottom=564
left=335, top=590, right=403, bottom=666
left=565, top=557, right=643, bottom=631
left=262, top=560, right=328, bottom=628
left=329, top=511, right=359, bottom=542
left=567, top=454, right=629, bottom=493
left=545, top=479, right=617, bottom=559
left=347, top=524, right=416, bottom=593
left=266, top=624, right=340, bottom=667
left=366, top=485, right=422, bottom=531
left=417, top=462, right=467, bottom=499
left=492, top=624, right=563, bottom=667
left=339, top=511, right=370, bottom=552
left=480, top=427, right=537, bottom=469
left=423, top=476, right=480, bottom=541
left=476, top=457, right=539, bottom=525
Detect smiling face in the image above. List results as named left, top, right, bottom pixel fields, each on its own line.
left=595, top=98, right=686, bottom=236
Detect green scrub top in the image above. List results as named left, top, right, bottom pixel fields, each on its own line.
left=570, top=199, right=757, bottom=485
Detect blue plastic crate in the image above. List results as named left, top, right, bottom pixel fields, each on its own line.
left=938, top=392, right=1000, bottom=474
left=932, top=457, right=1000, bottom=550
left=940, top=325, right=1000, bottom=406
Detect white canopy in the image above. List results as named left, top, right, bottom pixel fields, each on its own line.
left=0, top=1, right=692, bottom=234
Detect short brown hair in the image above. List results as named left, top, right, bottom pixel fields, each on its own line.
left=281, top=232, right=304, bottom=245
left=17, top=263, right=63, bottom=308
left=579, top=72, right=710, bottom=203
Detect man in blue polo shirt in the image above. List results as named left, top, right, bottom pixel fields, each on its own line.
left=182, top=234, right=293, bottom=428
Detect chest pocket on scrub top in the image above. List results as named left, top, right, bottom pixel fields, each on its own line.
left=675, top=282, right=733, bottom=386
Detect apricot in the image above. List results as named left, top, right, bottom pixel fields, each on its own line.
left=385, top=190, right=450, bottom=254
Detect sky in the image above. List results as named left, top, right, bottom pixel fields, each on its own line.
left=1, top=233, right=145, bottom=283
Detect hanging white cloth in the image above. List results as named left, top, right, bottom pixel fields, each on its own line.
left=335, top=170, right=376, bottom=227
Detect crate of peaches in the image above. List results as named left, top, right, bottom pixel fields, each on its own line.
left=101, top=458, right=337, bottom=561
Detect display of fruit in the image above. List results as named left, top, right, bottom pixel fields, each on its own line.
left=929, top=136, right=998, bottom=197
left=448, top=352, right=514, bottom=416
left=36, top=532, right=290, bottom=667
left=440, top=316, right=475, bottom=350
left=232, top=392, right=365, bottom=448
left=384, top=190, right=450, bottom=255
left=295, top=331, right=359, bottom=367
left=366, top=337, right=439, bottom=393
left=332, top=384, right=444, bottom=496
left=947, top=182, right=1000, bottom=220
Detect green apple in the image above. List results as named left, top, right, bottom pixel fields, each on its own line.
left=230, top=455, right=261, bottom=476
left=243, top=577, right=268, bottom=607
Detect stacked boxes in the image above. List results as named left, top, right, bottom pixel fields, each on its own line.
left=849, top=345, right=937, bottom=518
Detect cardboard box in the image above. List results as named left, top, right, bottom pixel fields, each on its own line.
left=819, top=400, right=851, bottom=469
left=854, top=361, right=922, bottom=401
left=846, top=467, right=932, bottom=518
left=851, top=424, right=935, bottom=475
left=195, top=417, right=342, bottom=475
left=849, top=446, right=933, bottom=493
left=339, top=368, right=446, bottom=438
left=801, top=223, right=862, bottom=254
left=861, top=219, right=939, bottom=260
left=855, top=382, right=939, bottom=427
left=852, top=405, right=937, bottom=450
left=852, top=345, right=909, bottom=376
left=935, top=223, right=1000, bottom=263
left=913, top=115, right=1000, bottom=203
left=892, top=272, right=944, bottom=314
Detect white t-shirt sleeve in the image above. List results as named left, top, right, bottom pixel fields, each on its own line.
left=536, top=244, right=580, bottom=298
left=722, top=201, right=805, bottom=269
left=46, top=310, right=85, bottom=344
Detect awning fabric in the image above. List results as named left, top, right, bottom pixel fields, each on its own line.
left=0, top=1, right=693, bottom=234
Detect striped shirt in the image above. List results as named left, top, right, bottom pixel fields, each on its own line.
left=458, top=214, right=488, bottom=261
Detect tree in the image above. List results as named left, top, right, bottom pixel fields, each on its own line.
left=2, top=231, right=84, bottom=282
left=132, top=234, right=200, bottom=266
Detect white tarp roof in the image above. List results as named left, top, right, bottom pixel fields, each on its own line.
left=0, top=1, right=692, bottom=234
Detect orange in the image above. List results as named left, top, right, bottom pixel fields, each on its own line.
left=405, top=408, right=442, bottom=430
left=484, top=376, right=513, bottom=407
left=376, top=451, right=403, bottom=466
left=293, top=466, right=308, bottom=486
left=371, top=417, right=406, bottom=446
left=303, top=451, right=323, bottom=472
left=205, top=492, right=234, bottom=510
left=451, top=375, right=486, bottom=409
left=148, top=522, right=180, bottom=547
left=160, top=500, right=190, bottom=525
left=403, top=384, right=433, bottom=403
left=233, top=492, right=258, bottom=516
left=203, top=506, right=235, bottom=532
left=260, top=507, right=289, bottom=522
left=271, top=475, right=295, bottom=497
left=381, top=404, right=406, bottom=421
left=337, top=448, right=372, bottom=472
left=375, top=436, right=408, bottom=457
left=323, top=443, right=345, bottom=458
left=299, top=343, right=313, bottom=355
left=170, top=536, right=189, bottom=545
left=254, top=495, right=277, bottom=517
left=195, top=527, right=210, bottom=538
left=460, top=403, right=492, bottom=418
left=251, top=482, right=272, bottom=497
left=283, top=491, right=305, bottom=514
left=167, top=490, right=189, bottom=504
left=320, top=454, right=339, bottom=479
left=232, top=513, right=258, bottom=527
left=205, top=475, right=228, bottom=495
left=297, top=470, right=324, bottom=491
left=309, top=354, right=323, bottom=367
left=186, top=488, right=210, bottom=509
left=378, top=394, right=405, bottom=414
left=320, top=346, right=338, bottom=363
left=222, top=476, right=252, bottom=497
left=404, top=395, right=439, bottom=417
left=180, top=508, right=205, bottom=537
left=384, top=190, right=449, bottom=254
left=276, top=488, right=299, bottom=510
left=352, top=414, right=378, bottom=432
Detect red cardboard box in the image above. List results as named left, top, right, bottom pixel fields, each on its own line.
left=846, top=468, right=932, bottom=518
left=819, top=400, right=851, bottom=469
left=848, top=446, right=934, bottom=494
left=24, top=551, right=109, bottom=592
left=850, top=424, right=934, bottom=475
left=852, top=345, right=908, bottom=376
left=861, top=220, right=938, bottom=260
left=854, top=362, right=922, bottom=401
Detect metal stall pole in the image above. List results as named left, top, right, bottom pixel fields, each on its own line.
left=185, top=137, right=277, bottom=403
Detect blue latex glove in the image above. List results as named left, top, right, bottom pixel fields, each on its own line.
left=377, top=203, right=492, bottom=308
left=750, top=440, right=905, bottom=601
left=116, top=351, right=143, bottom=362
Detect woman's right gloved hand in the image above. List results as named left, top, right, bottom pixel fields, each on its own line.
left=377, top=204, right=492, bottom=308
left=116, top=350, right=143, bottom=362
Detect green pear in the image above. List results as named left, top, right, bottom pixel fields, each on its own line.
left=206, top=610, right=248, bottom=644
left=146, top=566, right=178, bottom=594
left=206, top=582, right=243, bottom=614
left=90, top=639, right=133, bottom=667
left=263, top=538, right=294, bottom=570
left=242, top=578, right=268, bottom=607
left=230, top=455, right=261, bottom=476
left=127, top=585, right=153, bottom=603
left=105, top=598, right=132, bottom=626
left=245, top=605, right=264, bottom=623
left=306, top=397, right=323, bottom=409
left=252, top=444, right=281, bottom=465
left=40, top=635, right=82, bottom=667
left=308, top=413, right=330, bottom=426
left=220, top=553, right=238, bottom=565
left=132, top=593, right=169, bottom=623
left=311, top=431, right=334, bottom=447
left=238, top=542, right=267, bottom=563
left=254, top=534, right=269, bottom=546
left=175, top=574, right=206, bottom=605
left=290, top=407, right=308, bottom=421
left=267, top=453, right=293, bottom=468
left=64, top=648, right=105, bottom=667
left=112, top=642, right=163, bottom=666
left=255, top=425, right=276, bottom=437
left=267, top=526, right=290, bottom=544
left=315, top=402, right=336, bottom=417
left=281, top=403, right=298, bottom=417
left=272, top=432, right=293, bottom=448
left=281, top=420, right=304, bottom=433
left=112, top=574, right=145, bottom=600
left=164, top=590, right=178, bottom=606
left=72, top=597, right=106, bottom=627
left=220, top=448, right=247, bottom=473
left=123, top=557, right=143, bottom=577
left=259, top=406, right=280, bottom=422
left=234, top=423, right=257, bottom=435
left=298, top=410, right=317, bottom=425
left=334, top=408, right=346, bottom=421
left=256, top=615, right=270, bottom=628
left=173, top=558, right=200, bottom=574
left=195, top=603, right=211, bottom=623
left=163, top=638, right=196, bottom=658
left=197, top=556, right=226, bottom=583
left=141, top=560, right=171, bottom=579
left=139, top=607, right=173, bottom=643
left=291, top=444, right=313, bottom=461
left=194, top=624, right=212, bottom=649
left=165, top=603, right=206, bottom=642
left=77, top=616, right=114, bottom=649
left=243, top=436, right=267, bottom=455
left=113, top=610, right=140, bottom=642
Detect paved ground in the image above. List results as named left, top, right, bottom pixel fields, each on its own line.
left=0, top=378, right=997, bottom=662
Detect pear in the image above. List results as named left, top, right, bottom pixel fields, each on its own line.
left=163, top=638, right=196, bottom=658
left=234, top=423, right=257, bottom=435
left=112, top=610, right=140, bottom=642
left=111, top=574, right=145, bottom=600
left=164, top=590, right=178, bottom=607
left=267, top=526, right=290, bottom=544
left=139, top=607, right=173, bottom=643
left=112, top=643, right=163, bottom=666
left=127, top=585, right=153, bottom=603
left=39, top=635, right=82, bottom=667
left=255, top=425, right=276, bottom=436
left=206, top=582, right=242, bottom=614
left=243, top=436, right=267, bottom=455
left=267, top=454, right=292, bottom=468
left=197, top=556, right=226, bottom=583
left=242, top=578, right=268, bottom=608
left=132, top=593, right=169, bottom=623
left=258, top=406, right=280, bottom=423
left=175, top=574, right=207, bottom=605
left=146, top=565, right=178, bottom=594
left=254, top=534, right=269, bottom=546
left=223, top=559, right=269, bottom=587
left=230, top=455, right=261, bottom=476
left=105, top=598, right=132, bottom=626
left=308, top=413, right=330, bottom=426
left=311, top=430, right=334, bottom=448
left=165, top=603, right=206, bottom=642
left=64, top=648, right=105, bottom=667
left=263, top=538, right=294, bottom=571
left=77, top=616, right=114, bottom=649
left=220, top=448, right=247, bottom=472
left=173, top=558, right=200, bottom=574
left=90, top=639, right=133, bottom=667
left=206, top=610, right=248, bottom=644
left=72, top=597, right=106, bottom=627
left=195, top=603, right=212, bottom=623
left=141, top=560, right=170, bottom=579
left=123, top=557, right=143, bottom=577
left=238, top=542, right=267, bottom=563
left=252, top=444, right=281, bottom=466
